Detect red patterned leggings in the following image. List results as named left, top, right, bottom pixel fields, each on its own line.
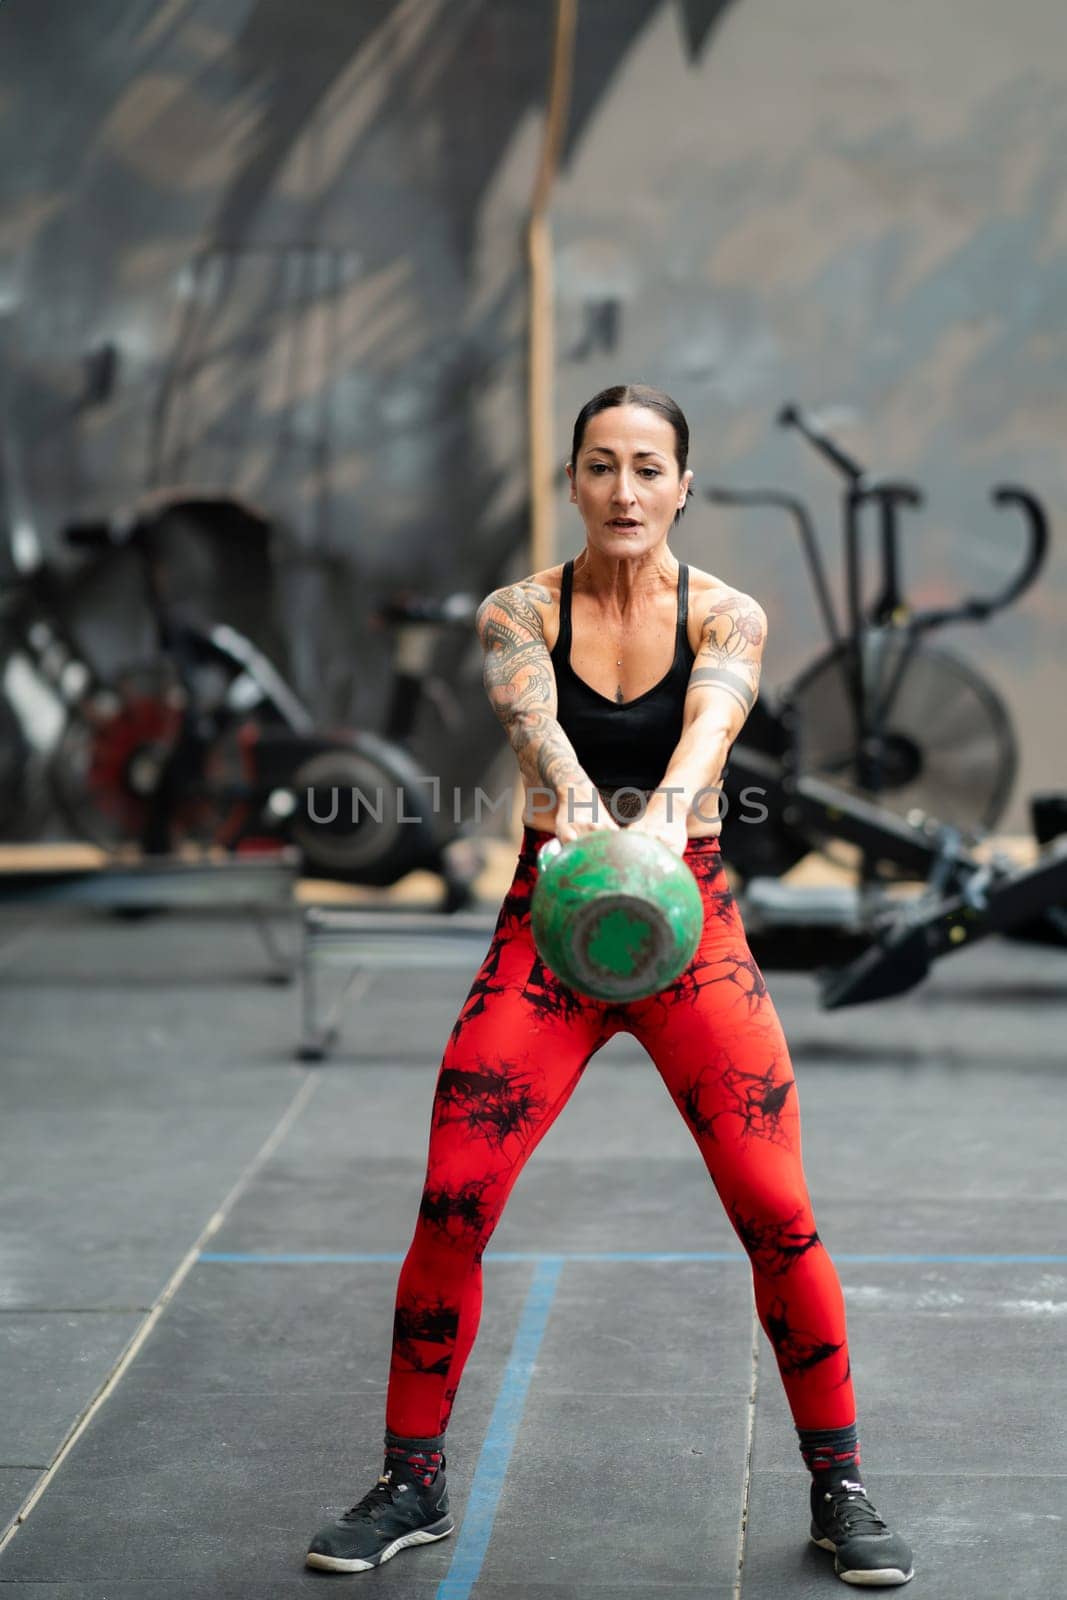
left=385, top=829, right=855, bottom=1436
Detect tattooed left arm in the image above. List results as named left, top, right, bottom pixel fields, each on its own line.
left=633, top=589, right=766, bottom=846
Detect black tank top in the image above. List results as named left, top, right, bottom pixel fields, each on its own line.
left=550, top=560, right=695, bottom=791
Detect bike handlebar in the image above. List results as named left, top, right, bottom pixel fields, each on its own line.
left=777, top=401, right=866, bottom=482
left=986, top=486, right=1049, bottom=607
left=705, top=487, right=809, bottom=513
left=705, top=473, right=1049, bottom=641
left=909, top=485, right=1050, bottom=630
left=858, top=480, right=924, bottom=511
left=704, top=486, right=842, bottom=648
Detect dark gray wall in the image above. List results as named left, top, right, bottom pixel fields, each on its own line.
left=0, top=0, right=715, bottom=739
left=551, top=0, right=1066, bottom=824
left=1, top=0, right=1062, bottom=825
left=2, top=0, right=557, bottom=735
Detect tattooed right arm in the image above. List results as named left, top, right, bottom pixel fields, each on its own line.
left=476, top=580, right=602, bottom=825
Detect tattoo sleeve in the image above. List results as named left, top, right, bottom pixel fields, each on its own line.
left=477, top=582, right=587, bottom=801
left=685, top=593, right=766, bottom=726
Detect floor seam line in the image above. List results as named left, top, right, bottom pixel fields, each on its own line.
left=436, top=1256, right=564, bottom=1600
left=0, top=1308, right=152, bottom=1317
left=733, top=1284, right=759, bottom=1600
left=747, top=1468, right=1067, bottom=1479
left=0, top=1068, right=320, bottom=1558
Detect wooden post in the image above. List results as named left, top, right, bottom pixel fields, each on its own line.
left=527, top=0, right=577, bottom=575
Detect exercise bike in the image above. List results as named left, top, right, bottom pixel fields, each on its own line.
left=0, top=494, right=482, bottom=908
left=704, top=404, right=1066, bottom=1005
left=708, top=402, right=1049, bottom=887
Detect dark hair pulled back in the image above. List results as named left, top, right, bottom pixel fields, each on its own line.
left=568, top=384, right=692, bottom=519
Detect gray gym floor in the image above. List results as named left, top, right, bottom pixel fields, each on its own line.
left=1, top=901, right=1065, bottom=1597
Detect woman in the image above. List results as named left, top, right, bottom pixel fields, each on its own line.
left=307, top=385, right=914, bottom=1587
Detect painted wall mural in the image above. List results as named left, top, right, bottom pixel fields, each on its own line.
left=0, top=0, right=1061, bottom=823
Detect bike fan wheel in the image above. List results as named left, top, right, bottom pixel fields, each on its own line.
left=788, top=635, right=1016, bottom=842
left=49, top=661, right=214, bottom=850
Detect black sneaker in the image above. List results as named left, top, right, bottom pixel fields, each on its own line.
left=810, top=1478, right=914, bottom=1586
left=306, top=1459, right=454, bottom=1573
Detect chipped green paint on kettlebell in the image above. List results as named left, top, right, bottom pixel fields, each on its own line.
left=531, top=830, right=704, bottom=1001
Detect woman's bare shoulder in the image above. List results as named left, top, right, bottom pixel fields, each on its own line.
left=475, top=565, right=564, bottom=644
left=518, top=564, right=565, bottom=605
left=684, top=565, right=767, bottom=646
left=481, top=564, right=562, bottom=604
left=685, top=564, right=763, bottom=611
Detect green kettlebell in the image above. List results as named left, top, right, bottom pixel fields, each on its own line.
left=531, top=829, right=704, bottom=1001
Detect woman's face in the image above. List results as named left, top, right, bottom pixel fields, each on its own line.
left=567, top=404, right=692, bottom=559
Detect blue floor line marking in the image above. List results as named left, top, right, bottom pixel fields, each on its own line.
left=198, top=1250, right=1067, bottom=1266
left=436, top=1256, right=564, bottom=1600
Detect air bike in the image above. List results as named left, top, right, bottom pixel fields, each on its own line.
left=707, top=403, right=1066, bottom=1008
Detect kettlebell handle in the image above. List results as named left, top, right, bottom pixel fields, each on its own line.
left=537, top=837, right=564, bottom=872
